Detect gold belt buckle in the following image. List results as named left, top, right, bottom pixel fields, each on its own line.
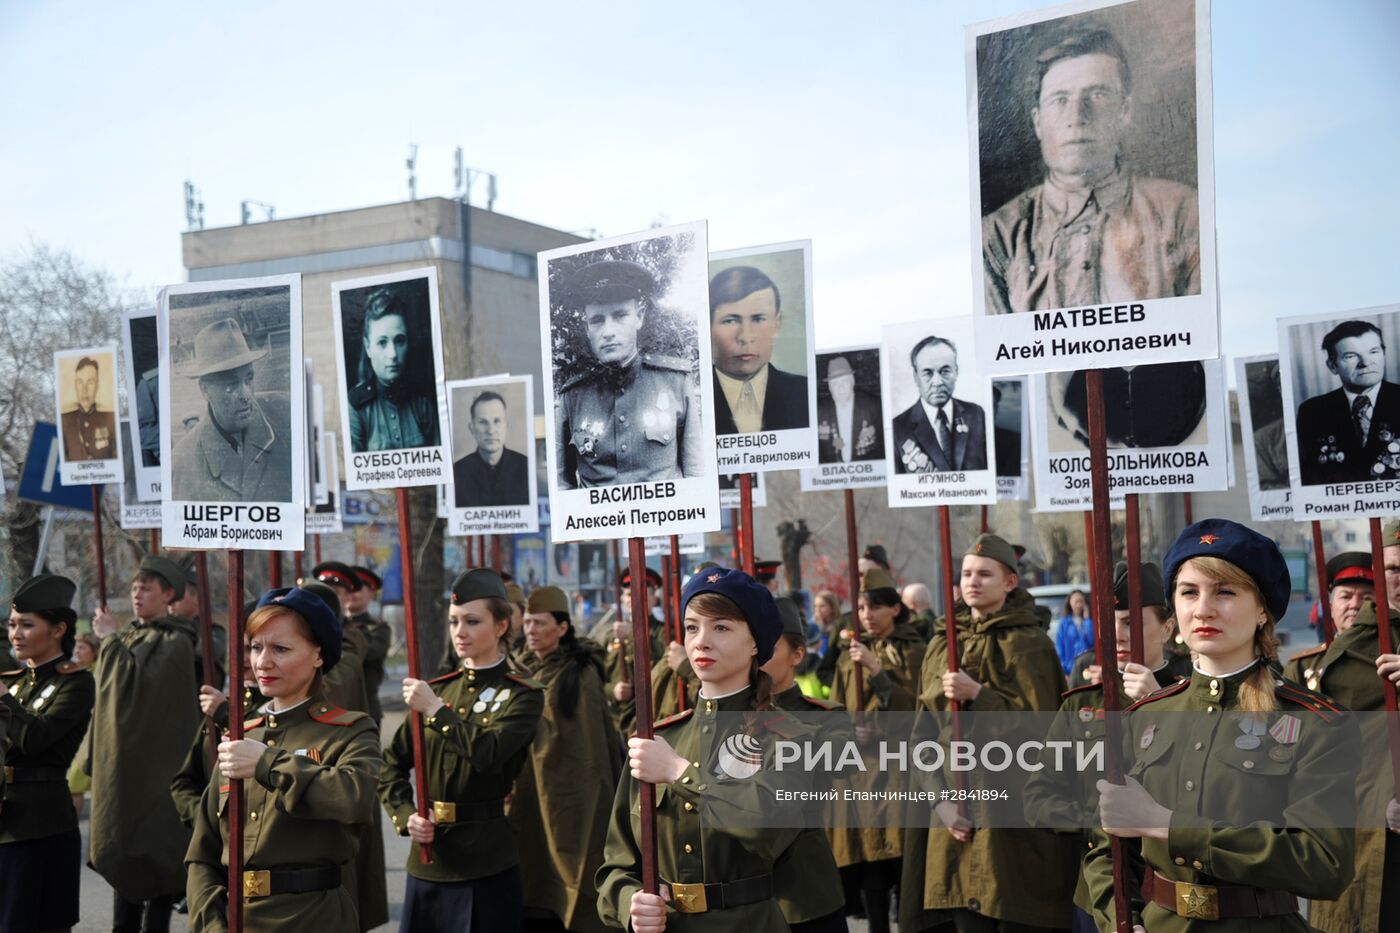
left=432, top=801, right=457, bottom=823
left=671, top=882, right=708, bottom=913
left=242, top=870, right=271, bottom=899
left=1174, top=881, right=1219, bottom=920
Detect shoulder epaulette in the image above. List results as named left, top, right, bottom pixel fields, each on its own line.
left=309, top=705, right=366, bottom=726
left=1289, top=643, right=1328, bottom=661
left=1060, top=682, right=1105, bottom=701
left=427, top=669, right=463, bottom=686
left=800, top=695, right=842, bottom=711
left=348, top=381, right=376, bottom=408
left=1274, top=681, right=1344, bottom=721
left=1125, top=679, right=1190, bottom=712
left=57, top=661, right=87, bottom=675
left=504, top=671, right=545, bottom=691
left=653, top=708, right=694, bottom=729
left=758, top=711, right=800, bottom=740
left=560, top=368, right=599, bottom=393
left=643, top=353, right=692, bottom=373
left=243, top=716, right=266, bottom=730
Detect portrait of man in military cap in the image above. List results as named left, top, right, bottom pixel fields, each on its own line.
left=890, top=335, right=988, bottom=473
left=974, top=0, right=1203, bottom=317
left=817, top=348, right=884, bottom=465
left=1288, top=315, right=1400, bottom=486
left=548, top=247, right=706, bottom=490
left=165, top=285, right=296, bottom=504
left=56, top=348, right=119, bottom=464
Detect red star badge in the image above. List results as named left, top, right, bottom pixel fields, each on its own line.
left=1198, top=534, right=1220, bottom=545
left=707, top=573, right=722, bottom=583
left=974, top=543, right=984, bottom=553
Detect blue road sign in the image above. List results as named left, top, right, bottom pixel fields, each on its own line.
left=18, top=422, right=96, bottom=511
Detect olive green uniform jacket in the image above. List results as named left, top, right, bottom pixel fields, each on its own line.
left=1282, top=603, right=1396, bottom=933
left=345, top=612, right=391, bottom=723
left=771, top=684, right=849, bottom=924
left=828, top=620, right=926, bottom=868
left=89, top=615, right=200, bottom=900
left=510, top=649, right=621, bottom=933
left=185, top=696, right=381, bottom=933
left=596, top=686, right=813, bottom=932
left=903, top=590, right=1076, bottom=929
left=171, top=686, right=267, bottom=829
left=603, top=620, right=666, bottom=733
left=380, top=659, right=544, bottom=882
left=1, top=657, right=95, bottom=843
left=1082, top=666, right=1360, bottom=932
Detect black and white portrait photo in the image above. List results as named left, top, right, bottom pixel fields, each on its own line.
left=54, top=346, right=122, bottom=485
left=708, top=241, right=818, bottom=472
left=993, top=377, right=1029, bottom=501
left=306, top=430, right=343, bottom=535
left=159, top=274, right=305, bottom=551
left=446, top=375, right=539, bottom=535
left=1030, top=358, right=1228, bottom=511
left=1280, top=310, right=1400, bottom=500
left=539, top=221, right=720, bottom=541
left=718, top=469, right=767, bottom=510
left=1234, top=354, right=1291, bottom=522
left=121, top=308, right=162, bottom=501
left=332, top=267, right=449, bottom=489
left=817, top=348, right=884, bottom=465
left=118, top=417, right=159, bottom=530
left=968, top=0, right=1218, bottom=374
left=880, top=317, right=995, bottom=508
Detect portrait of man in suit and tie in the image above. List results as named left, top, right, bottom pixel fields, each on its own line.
left=709, top=264, right=811, bottom=436
left=1295, top=319, right=1400, bottom=485
left=817, top=351, right=884, bottom=464
left=891, top=335, right=988, bottom=474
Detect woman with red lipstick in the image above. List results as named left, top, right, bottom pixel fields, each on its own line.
left=597, top=566, right=799, bottom=932
left=185, top=586, right=381, bottom=932
left=380, top=568, right=545, bottom=933
left=0, top=575, right=94, bottom=933
left=1085, top=519, right=1361, bottom=931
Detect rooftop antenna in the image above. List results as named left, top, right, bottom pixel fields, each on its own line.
left=184, top=180, right=205, bottom=231
left=240, top=200, right=276, bottom=225
left=452, top=146, right=498, bottom=211
left=406, top=143, right=418, bottom=201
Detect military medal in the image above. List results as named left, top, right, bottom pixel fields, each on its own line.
left=1268, top=745, right=1294, bottom=763
left=1268, top=714, right=1301, bottom=745
left=41, top=683, right=56, bottom=699
left=1235, top=714, right=1267, bottom=750
left=1078, top=707, right=1095, bottom=723
left=472, top=701, right=487, bottom=713
left=1140, top=724, right=1155, bottom=749
left=491, top=688, right=511, bottom=712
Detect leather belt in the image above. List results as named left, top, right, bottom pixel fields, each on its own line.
left=1144, top=870, right=1297, bottom=921
left=431, top=799, right=505, bottom=824
left=242, top=865, right=341, bottom=899
left=4, top=766, right=68, bottom=784
left=665, top=874, right=774, bottom=913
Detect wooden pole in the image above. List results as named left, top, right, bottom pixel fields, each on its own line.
left=979, top=504, right=989, bottom=535
left=313, top=534, right=322, bottom=564
left=669, top=534, right=687, bottom=713
left=293, top=550, right=304, bottom=584
left=730, top=508, right=743, bottom=568
left=938, top=505, right=969, bottom=824
left=226, top=549, right=245, bottom=933
left=843, top=489, right=864, bottom=710
left=1312, top=521, right=1335, bottom=645
left=1084, top=369, right=1131, bottom=933
left=149, top=528, right=159, bottom=553
left=1124, top=494, right=1144, bottom=666
left=268, top=551, right=282, bottom=589
left=1182, top=491, right=1194, bottom=526
left=627, top=536, right=659, bottom=896
left=1365, top=518, right=1400, bottom=790
left=91, top=486, right=107, bottom=612
left=196, top=552, right=218, bottom=769
left=738, top=474, right=755, bottom=576
left=491, top=535, right=503, bottom=573
left=396, top=488, right=432, bottom=864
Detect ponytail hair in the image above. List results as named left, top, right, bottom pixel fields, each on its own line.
left=1175, top=556, right=1278, bottom=713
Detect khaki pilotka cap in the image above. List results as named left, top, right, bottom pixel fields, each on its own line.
left=859, top=568, right=899, bottom=593
left=1383, top=519, right=1400, bottom=546
left=965, top=534, right=1018, bottom=573
left=526, top=586, right=570, bottom=616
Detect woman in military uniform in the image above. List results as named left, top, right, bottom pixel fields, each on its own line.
left=604, top=567, right=667, bottom=734
left=348, top=286, right=440, bottom=453
left=381, top=568, right=545, bottom=932
left=0, top=574, right=95, bottom=933
left=510, top=585, right=620, bottom=933
left=597, top=566, right=803, bottom=932
left=185, top=587, right=382, bottom=932
left=1086, top=519, right=1361, bottom=931
left=828, top=567, right=925, bottom=933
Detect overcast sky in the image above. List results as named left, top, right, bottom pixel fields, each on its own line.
left=3, top=0, right=1397, bottom=361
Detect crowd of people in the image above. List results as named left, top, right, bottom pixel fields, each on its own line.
left=3, top=519, right=1400, bottom=932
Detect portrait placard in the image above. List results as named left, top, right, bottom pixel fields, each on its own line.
left=120, top=307, right=162, bottom=500
left=54, top=346, right=122, bottom=485
left=880, top=317, right=996, bottom=508
left=331, top=267, right=450, bottom=490
left=306, top=430, right=343, bottom=535
left=118, top=418, right=160, bottom=530
left=445, top=374, right=540, bottom=535
left=967, top=0, right=1218, bottom=375
left=1030, top=357, right=1227, bottom=511
left=159, top=275, right=305, bottom=551
left=799, top=345, right=889, bottom=492
left=311, top=380, right=328, bottom=505
left=708, top=240, right=818, bottom=473
left=1278, top=305, right=1400, bottom=520
left=645, top=534, right=705, bottom=558
left=993, top=377, right=1030, bottom=501
left=436, top=484, right=451, bottom=521
left=539, top=221, right=721, bottom=542
left=1234, top=354, right=1291, bottom=521
left=719, top=470, right=767, bottom=509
